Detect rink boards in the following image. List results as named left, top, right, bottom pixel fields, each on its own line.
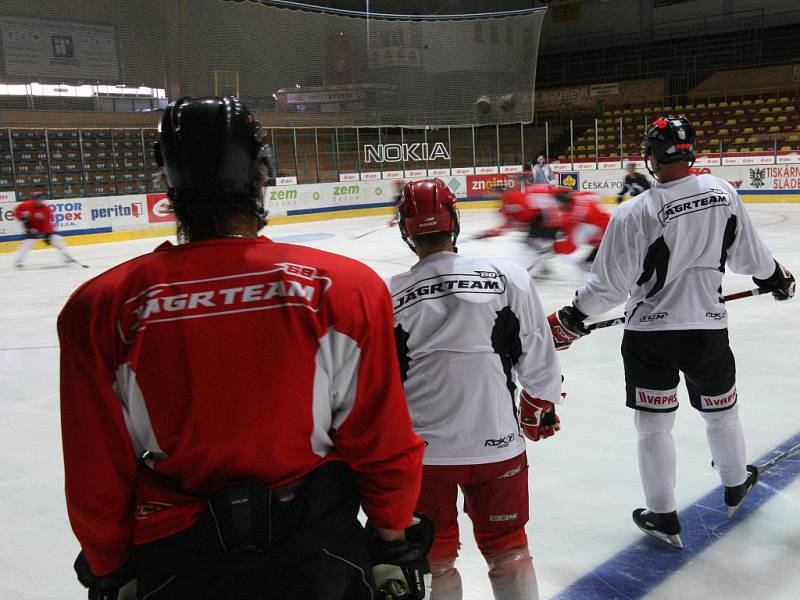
left=2, top=162, right=799, bottom=253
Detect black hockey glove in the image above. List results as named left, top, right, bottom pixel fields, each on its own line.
left=368, top=513, right=435, bottom=600
left=74, top=552, right=137, bottom=600
left=753, top=261, right=795, bottom=301
left=547, top=305, right=590, bottom=350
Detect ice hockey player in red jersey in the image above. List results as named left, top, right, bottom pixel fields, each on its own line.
left=479, top=184, right=609, bottom=273
left=388, top=179, right=563, bottom=600
left=13, top=195, right=83, bottom=268
left=548, top=116, right=795, bottom=549
left=58, top=97, right=429, bottom=600
left=551, top=190, right=610, bottom=269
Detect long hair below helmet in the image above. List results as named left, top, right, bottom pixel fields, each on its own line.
left=397, top=179, right=460, bottom=252
left=154, top=96, right=268, bottom=241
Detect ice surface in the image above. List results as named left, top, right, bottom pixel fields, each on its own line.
left=1, top=205, right=798, bottom=599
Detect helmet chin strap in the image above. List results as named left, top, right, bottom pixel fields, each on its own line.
left=644, top=153, right=659, bottom=179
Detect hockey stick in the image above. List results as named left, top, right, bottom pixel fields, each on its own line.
left=351, top=219, right=397, bottom=240
left=586, top=287, right=771, bottom=332
left=713, top=442, right=800, bottom=475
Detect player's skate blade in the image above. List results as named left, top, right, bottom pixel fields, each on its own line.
left=632, top=509, right=683, bottom=549
left=725, top=465, right=758, bottom=517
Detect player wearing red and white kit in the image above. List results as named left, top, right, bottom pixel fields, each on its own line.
left=13, top=196, right=82, bottom=267
left=59, top=97, right=428, bottom=600
left=388, top=179, right=563, bottom=600
left=552, top=190, right=610, bottom=267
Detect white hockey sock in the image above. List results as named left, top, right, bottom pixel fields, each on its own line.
left=430, top=559, right=463, bottom=600
left=486, top=548, right=539, bottom=600
left=16, top=238, right=35, bottom=264
left=49, top=234, right=75, bottom=260
left=701, top=403, right=747, bottom=488
left=634, top=410, right=677, bottom=513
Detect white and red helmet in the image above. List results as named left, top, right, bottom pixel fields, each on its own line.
left=397, top=178, right=459, bottom=251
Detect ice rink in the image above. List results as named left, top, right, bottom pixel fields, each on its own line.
left=1, top=204, right=798, bottom=599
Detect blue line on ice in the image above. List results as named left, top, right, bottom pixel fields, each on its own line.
left=552, top=430, right=800, bottom=599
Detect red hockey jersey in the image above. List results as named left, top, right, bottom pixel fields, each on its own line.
left=14, top=200, right=54, bottom=234
left=58, top=237, right=424, bottom=575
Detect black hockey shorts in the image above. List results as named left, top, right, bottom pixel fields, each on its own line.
left=136, top=461, right=374, bottom=600
left=24, top=226, right=51, bottom=244
left=621, top=329, right=737, bottom=413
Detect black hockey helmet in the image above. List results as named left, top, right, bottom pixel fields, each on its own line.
left=641, top=115, right=696, bottom=172
left=154, top=96, right=264, bottom=198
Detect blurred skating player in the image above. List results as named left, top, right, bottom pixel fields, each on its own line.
left=548, top=116, right=795, bottom=549
left=13, top=195, right=84, bottom=268
left=480, top=184, right=609, bottom=274
left=58, top=97, right=429, bottom=600
left=388, top=179, right=563, bottom=599
left=616, top=162, right=652, bottom=203
left=551, top=190, right=610, bottom=270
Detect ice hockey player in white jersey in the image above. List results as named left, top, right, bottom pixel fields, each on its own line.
left=387, top=179, right=563, bottom=599
left=548, top=116, right=796, bottom=549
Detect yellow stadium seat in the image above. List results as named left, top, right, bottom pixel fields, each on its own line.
left=780, top=146, right=792, bottom=152
left=707, top=103, right=717, bottom=109
left=753, top=147, right=765, bottom=152
left=734, top=137, right=746, bottom=145
left=741, top=100, right=752, bottom=106
left=694, top=103, right=705, bottom=109
left=758, top=107, right=770, bottom=114
left=725, top=119, right=736, bottom=125
left=718, top=102, right=729, bottom=108
left=726, top=147, right=738, bottom=154
left=764, top=116, right=775, bottom=123
left=709, top=138, right=720, bottom=146
left=779, top=97, right=790, bottom=103
left=734, top=109, right=745, bottom=115
left=674, top=105, right=684, bottom=111
left=729, top=100, right=741, bottom=107
left=766, top=98, right=777, bottom=104
left=784, top=105, right=796, bottom=113
left=695, top=130, right=704, bottom=137
left=747, top=136, right=759, bottom=144
left=577, top=145, right=587, bottom=151
left=768, top=126, right=781, bottom=133
left=777, top=116, right=788, bottom=122
left=772, top=106, right=783, bottom=113
left=717, top=129, right=729, bottom=136
left=699, top=148, right=712, bottom=154
left=742, top=127, right=754, bottom=134
left=702, top=120, right=712, bottom=127
left=788, top=135, right=800, bottom=142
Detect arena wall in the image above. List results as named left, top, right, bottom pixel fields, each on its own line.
left=2, top=159, right=799, bottom=253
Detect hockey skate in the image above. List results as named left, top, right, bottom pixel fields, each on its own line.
left=632, top=509, right=683, bottom=549
left=725, top=465, right=758, bottom=517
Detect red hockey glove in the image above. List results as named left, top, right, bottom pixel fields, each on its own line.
left=520, top=391, right=560, bottom=442
left=548, top=305, right=590, bottom=350
left=753, top=261, right=795, bottom=301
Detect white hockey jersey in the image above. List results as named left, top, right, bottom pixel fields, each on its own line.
left=575, top=173, right=776, bottom=331
left=387, top=252, right=562, bottom=465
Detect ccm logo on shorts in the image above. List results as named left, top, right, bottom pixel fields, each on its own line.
left=635, top=387, right=679, bottom=410
left=700, top=386, right=737, bottom=410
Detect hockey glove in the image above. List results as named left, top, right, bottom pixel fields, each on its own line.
left=547, top=305, right=590, bottom=350
left=369, top=513, right=434, bottom=600
left=753, top=261, right=795, bottom=301
left=520, top=391, right=561, bottom=442
left=74, top=552, right=137, bottom=600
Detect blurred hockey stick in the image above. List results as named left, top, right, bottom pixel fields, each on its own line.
left=713, top=442, right=800, bottom=474
left=586, top=287, right=771, bottom=332
left=351, top=218, right=397, bottom=239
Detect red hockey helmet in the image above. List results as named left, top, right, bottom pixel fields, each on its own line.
left=397, top=178, right=459, bottom=251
